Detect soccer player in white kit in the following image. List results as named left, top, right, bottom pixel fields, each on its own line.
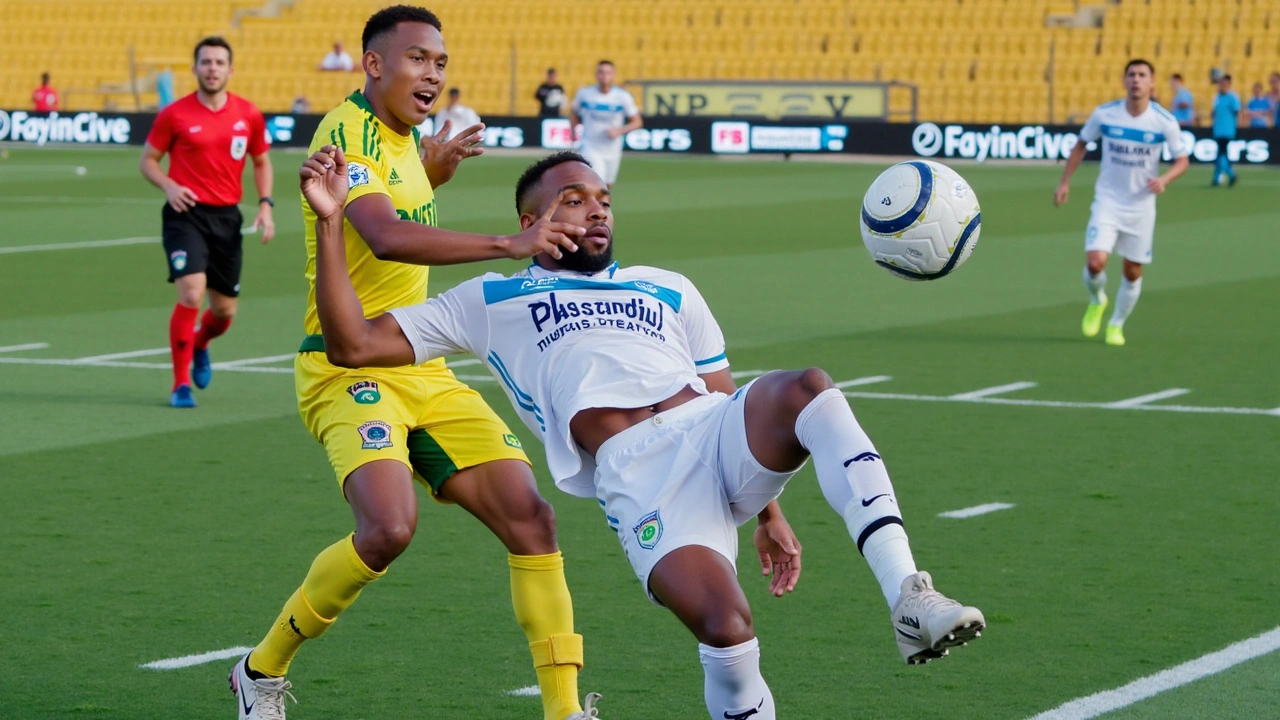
left=300, top=148, right=985, bottom=720
left=1054, top=59, right=1190, bottom=346
left=569, top=61, right=642, bottom=188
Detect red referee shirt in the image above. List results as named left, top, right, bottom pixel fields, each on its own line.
left=146, top=92, right=269, bottom=207
left=33, top=86, right=59, bottom=111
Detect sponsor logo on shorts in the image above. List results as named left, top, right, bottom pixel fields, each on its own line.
left=348, top=162, right=371, bottom=188
left=503, top=433, right=523, bottom=449
left=346, top=380, right=381, bottom=404
left=633, top=510, right=663, bottom=550
left=169, top=250, right=187, bottom=271
left=357, top=420, right=393, bottom=450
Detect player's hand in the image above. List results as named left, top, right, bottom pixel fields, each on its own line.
left=1147, top=176, right=1168, bottom=194
left=300, top=145, right=349, bottom=222
left=421, top=120, right=484, bottom=187
left=252, top=204, right=276, bottom=244
left=754, top=514, right=802, bottom=597
left=605, top=127, right=623, bottom=140
left=165, top=184, right=199, bottom=212
left=503, top=189, right=583, bottom=260
left=1053, top=182, right=1070, bottom=207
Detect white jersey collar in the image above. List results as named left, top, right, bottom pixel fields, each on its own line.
left=526, top=261, right=620, bottom=280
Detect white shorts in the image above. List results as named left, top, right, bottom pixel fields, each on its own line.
left=1085, top=204, right=1155, bottom=264
left=592, top=380, right=802, bottom=605
left=580, top=146, right=622, bottom=184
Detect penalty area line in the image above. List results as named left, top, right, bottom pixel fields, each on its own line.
left=140, top=646, right=254, bottom=670
left=938, top=502, right=1015, bottom=519
left=1027, top=625, right=1280, bottom=720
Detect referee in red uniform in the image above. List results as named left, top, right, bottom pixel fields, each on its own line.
left=140, top=37, right=274, bottom=408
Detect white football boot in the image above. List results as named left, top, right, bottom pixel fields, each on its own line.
left=228, top=654, right=296, bottom=719
left=564, top=692, right=603, bottom=718
left=891, top=571, right=985, bottom=665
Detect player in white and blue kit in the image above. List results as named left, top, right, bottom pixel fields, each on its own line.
left=569, top=61, right=641, bottom=188
left=1054, top=59, right=1190, bottom=346
left=299, top=148, right=986, bottom=720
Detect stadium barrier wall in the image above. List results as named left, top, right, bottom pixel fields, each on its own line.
left=2, top=108, right=1275, bottom=165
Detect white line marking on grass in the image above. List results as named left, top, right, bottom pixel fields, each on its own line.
left=840, top=390, right=1278, bottom=418
left=938, top=502, right=1015, bottom=519
left=71, top=347, right=169, bottom=363
left=949, top=381, right=1038, bottom=400
left=1104, top=388, right=1192, bottom=408
left=139, top=646, right=255, bottom=670
left=731, top=369, right=769, bottom=379
left=212, top=353, right=296, bottom=368
left=447, top=358, right=483, bottom=367
left=0, top=236, right=160, bottom=254
left=505, top=685, right=541, bottom=697
left=0, top=195, right=159, bottom=205
left=835, top=375, right=892, bottom=388
left=0, top=343, right=49, bottom=354
left=1027, top=625, right=1280, bottom=720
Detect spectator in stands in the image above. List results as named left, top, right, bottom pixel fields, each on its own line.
left=433, top=87, right=481, bottom=141
left=32, top=72, right=59, bottom=112
left=1168, top=74, right=1194, bottom=128
left=1246, top=82, right=1271, bottom=128
left=535, top=67, right=566, bottom=117
left=292, top=95, right=310, bottom=114
left=1211, top=74, right=1241, bottom=187
left=319, top=41, right=354, bottom=72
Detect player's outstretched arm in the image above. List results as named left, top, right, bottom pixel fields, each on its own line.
left=1054, top=139, right=1089, bottom=207
left=302, top=146, right=417, bottom=368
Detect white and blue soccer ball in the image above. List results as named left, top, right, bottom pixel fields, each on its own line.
left=859, top=160, right=981, bottom=281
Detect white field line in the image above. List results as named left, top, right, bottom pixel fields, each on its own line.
left=212, top=353, right=296, bottom=368
left=949, top=381, right=1038, bottom=400
left=0, top=236, right=160, bottom=254
left=506, top=685, right=541, bottom=697
left=1104, top=388, right=1191, bottom=409
left=938, top=502, right=1015, bottom=519
left=731, top=369, right=769, bottom=379
left=841, top=389, right=1278, bottom=418
left=71, top=347, right=169, bottom=363
left=0, top=195, right=159, bottom=205
left=139, top=646, right=254, bottom=671
left=0, top=342, right=49, bottom=353
left=835, top=375, right=892, bottom=388
left=448, top=358, right=482, bottom=367
left=1027, top=625, right=1280, bottom=720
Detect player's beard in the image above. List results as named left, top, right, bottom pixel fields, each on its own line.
left=557, top=240, right=614, bottom=273
left=198, top=76, right=227, bottom=94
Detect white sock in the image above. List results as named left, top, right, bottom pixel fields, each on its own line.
left=1084, top=266, right=1107, bottom=304
left=794, top=389, right=918, bottom=608
left=1109, top=277, right=1143, bottom=327
left=699, top=639, right=775, bottom=720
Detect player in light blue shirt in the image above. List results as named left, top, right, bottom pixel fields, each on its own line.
left=1211, top=75, right=1241, bottom=187
left=1246, top=82, right=1272, bottom=128
left=1169, top=74, right=1195, bottom=127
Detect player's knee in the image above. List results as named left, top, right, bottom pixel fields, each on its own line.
left=1123, top=265, right=1142, bottom=282
left=784, top=367, right=834, bottom=412
left=506, top=495, right=558, bottom=553
left=1087, top=257, right=1107, bottom=275
left=696, top=607, right=755, bottom=648
left=177, top=289, right=203, bottom=308
left=357, top=519, right=417, bottom=566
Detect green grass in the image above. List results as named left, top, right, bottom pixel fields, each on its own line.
left=1, top=147, right=1277, bottom=719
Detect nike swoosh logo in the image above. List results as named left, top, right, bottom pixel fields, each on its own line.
left=240, top=690, right=254, bottom=716
left=862, top=493, right=889, bottom=507
left=724, top=699, right=763, bottom=719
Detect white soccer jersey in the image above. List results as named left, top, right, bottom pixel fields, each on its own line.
left=389, top=262, right=730, bottom=497
left=572, top=85, right=639, bottom=153
left=1079, top=100, right=1189, bottom=214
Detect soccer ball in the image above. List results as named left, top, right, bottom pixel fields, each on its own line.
left=859, top=160, right=981, bottom=281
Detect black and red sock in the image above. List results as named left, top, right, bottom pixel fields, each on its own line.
left=169, top=304, right=199, bottom=389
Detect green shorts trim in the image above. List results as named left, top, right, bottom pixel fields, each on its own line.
left=406, top=429, right=460, bottom=493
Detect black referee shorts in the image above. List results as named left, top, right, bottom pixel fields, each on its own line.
left=161, top=203, right=244, bottom=297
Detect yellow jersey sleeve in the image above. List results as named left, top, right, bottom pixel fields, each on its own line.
left=314, top=111, right=388, bottom=205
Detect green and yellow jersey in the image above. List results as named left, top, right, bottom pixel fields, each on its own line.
left=302, top=91, right=438, bottom=337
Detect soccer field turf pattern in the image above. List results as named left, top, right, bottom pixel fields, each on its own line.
left=1, top=149, right=1277, bottom=719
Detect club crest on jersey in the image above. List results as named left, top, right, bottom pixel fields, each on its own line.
left=348, top=162, right=371, bottom=188
left=503, top=433, right=523, bottom=449
left=633, top=510, right=663, bottom=550
left=346, top=380, right=381, bottom=404
left=169, top=250, right=187, bottom=271
left=230, top=135, right=248, bottom=160
left=357, top=420, right=393, bottom=450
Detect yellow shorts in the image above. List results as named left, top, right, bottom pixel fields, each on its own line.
left=295, top=347, right=529, bottom=494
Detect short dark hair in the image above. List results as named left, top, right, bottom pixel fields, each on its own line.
left=363, top=5, right=442, bottom=52
left=448, top=87, right=460, bottom=97
left=515, top=152, right=591, bottom=213
left=1125, top=58, right=1154, bottom=75
left=546, top=67, right=556, bottom=74
left=1171, top=73, right=1183, bottom=81
left=194, top=36, right=233, bottom=64
left=1222, top=74, right=1233, bottom=82
left=597, top=60, right=614, bottom=68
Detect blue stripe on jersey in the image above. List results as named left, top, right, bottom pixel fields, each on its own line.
left=1150, top=102, right=1175, bottom=121
left=583, top=102, right=625, bottom=112
left=694, top=352, right=728, bottom=367
left=488, top=351, right=545, bottom=429
left=1100, top=124, right=1166, bottom=144
left=483, top=276, right=683, bottom=312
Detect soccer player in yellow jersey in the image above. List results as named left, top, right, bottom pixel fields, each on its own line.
left=228, top=6, right=597, bottom=720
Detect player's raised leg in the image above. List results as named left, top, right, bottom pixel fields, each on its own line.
left=742, top=369, right=985, bottom=664
left=438, top=459, right=588, bottom=720
left=649, top=547, right=776, bottom=720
